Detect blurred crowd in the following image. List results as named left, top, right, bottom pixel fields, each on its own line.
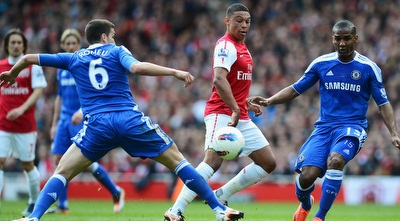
left=1, top=0, right=400, bottom=183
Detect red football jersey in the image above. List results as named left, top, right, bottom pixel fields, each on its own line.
left=204, top=33, right=253, bottom=120
left=0, top=58, right=46, bottom=132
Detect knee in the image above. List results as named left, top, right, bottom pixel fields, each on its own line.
left=299, top=167, right=320, bottom=188
left=20, top=161, right=35, bottom=171
left=262, top=160, right=276, bottom=173
left=327, top=153, right=346, bottom=170
left=204, top=150, right=223, bottom=172
left=0, top=158, right=6, bottom=170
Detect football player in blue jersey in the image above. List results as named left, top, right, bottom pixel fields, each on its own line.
left=248, top=19, right=400, bottom=221
left=46, top=28, right=125, bottom=215
left=2, top=19, right=244, bottom=221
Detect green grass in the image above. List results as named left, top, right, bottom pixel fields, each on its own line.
left=1, top=199, right=399, bottom=221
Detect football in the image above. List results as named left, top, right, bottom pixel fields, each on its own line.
left=212, top=126, right=245, bottom=160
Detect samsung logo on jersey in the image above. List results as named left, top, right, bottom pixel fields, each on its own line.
left=60, top=78, right=76, bottom=86
left=324, top=82, right=361, bottom=92
left=78, top=49, right=109, bottom=57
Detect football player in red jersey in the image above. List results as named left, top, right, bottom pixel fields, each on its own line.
left=165, top=3, right=276, bottom=220
left=0, top=29, right=47, bottom=215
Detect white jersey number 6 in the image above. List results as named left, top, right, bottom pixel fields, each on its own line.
left=89, top=58, right=109, bottom=90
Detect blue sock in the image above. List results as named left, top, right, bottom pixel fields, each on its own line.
left=89, top=162, right=120, bottom=198
left=29, top=174, right=67, bottom=219
left=174, top=160, right=226, bottom=211
left=315, top=169, right=343, bottom=220
left=58, top=183, right=69, bottom=209
left=295, top=175, right=315, bottom=211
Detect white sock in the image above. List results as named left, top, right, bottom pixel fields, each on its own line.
left=217, top=162, right=268, bottom=202
left=87, top=162, right=98, bottom=173
left=24, top=166, right=40, bottom=204
left=0, top=170, right=4, bottom=198
left=172, top=162, right=214, bottom=214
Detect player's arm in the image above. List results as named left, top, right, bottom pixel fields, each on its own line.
left=129, top=62, right=194, bottom=87
left=249, top=85, right=300, bottom=107
left=378, top=102, right=400, bottom=149
left=6, top=87, right=42, bottom=121
left=50, top=95, right=61, bottom=139
left=0, top=54, right=39, bottom=87
left=214, top=67, right=240, bottom=127
left=71, top=109, right=83, bottom=125
left=263, top=85, right=300, bottom=106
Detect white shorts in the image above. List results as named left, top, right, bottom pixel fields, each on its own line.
left=204, top=114, right=269, bottom=157
left=0, top=130, right=37, bottom=162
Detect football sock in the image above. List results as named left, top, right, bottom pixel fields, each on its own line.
left=58, top=183, right=69, bottom=209
left=315, top=169, right=343, bottom=220
left=172, top=162, right=214, bottom=214
left=88, top=162, right=120, bottom=197
left=295, top=174, right=315, bottom=211
left=29, top=174, right=66, bottom=219
left=174, top=160, right=225, bottom=212
left=24, top=166, right=40, bottom=204
left=0, top=170, right=4, bottom=197
left=217, top=162, right=268, bottom=202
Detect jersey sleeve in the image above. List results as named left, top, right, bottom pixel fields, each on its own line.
left=369, top=65, right=389, bottom=106
left=39, top=53, right=72, bottom=70
left=31, top=65, right=47, bottom=88
left=119, top=46, right=139, bottom=71
left=213, top=40, right=237, bottom=72
left=292, top=62, right=320, bottom=94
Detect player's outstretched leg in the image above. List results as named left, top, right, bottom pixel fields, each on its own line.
left=165, top=162, right=215, bottom=220
left=173, top=160, right=244, bottom=221
left=45, top=183, right=69, bottom=214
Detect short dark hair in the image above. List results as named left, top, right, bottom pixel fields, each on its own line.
left=85, top=19, right=115, bottom=44
left=332, top=20, right=357, bottom=35
left=226, top=3, right=250, bottom=18
left=3, top=28, right=28, bottom=55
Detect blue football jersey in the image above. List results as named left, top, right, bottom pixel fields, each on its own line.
left=39, top=44, right=139, bottom=116
left=292, top=51, right=388, bottom=128
left=57, top=69, right=81, bottom=119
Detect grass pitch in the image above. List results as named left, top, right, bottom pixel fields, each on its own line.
left=1, top=199, right=399, bottom=221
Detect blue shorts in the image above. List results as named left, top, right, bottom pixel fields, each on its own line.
left=72, top=110, right=173, bottom=162
left=295, top=124, right=367, bottom=177
left=51, top=117, right=83, bottom=155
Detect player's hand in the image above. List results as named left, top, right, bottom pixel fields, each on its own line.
left=228, top=109, right=240, bottom=127
left=71, top=110, right=83, bottom=125
left=6, top=107, right=24, bottom=121
left=247, top=96, right=267, bottom=106
left=174, top=71, right=194, bottom=87
left=246, top=97, right=263, bottom=117
left=0, top=71, right=16, bottom=87
left=391, top=135, right=400, bottom=150
left=50, top=125, right=57, bottom=140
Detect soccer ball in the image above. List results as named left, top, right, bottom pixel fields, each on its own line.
left=212, top=126, right=245, bottom=160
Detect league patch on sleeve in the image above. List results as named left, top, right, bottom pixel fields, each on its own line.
left=217, top=48, right=229, bottom=57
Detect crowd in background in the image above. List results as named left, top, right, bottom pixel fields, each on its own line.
left=1, top=0, right=400, bottom=183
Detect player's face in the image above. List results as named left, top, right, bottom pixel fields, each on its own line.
left=105, top=28, right=116, bottom=44
left=61, top=35, right=80, bottom=53
left=226, top=11, right=251, bottom=43
left=332, top=29, right=358, bottom=62
left=7, top=34, right=25, bottom=57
